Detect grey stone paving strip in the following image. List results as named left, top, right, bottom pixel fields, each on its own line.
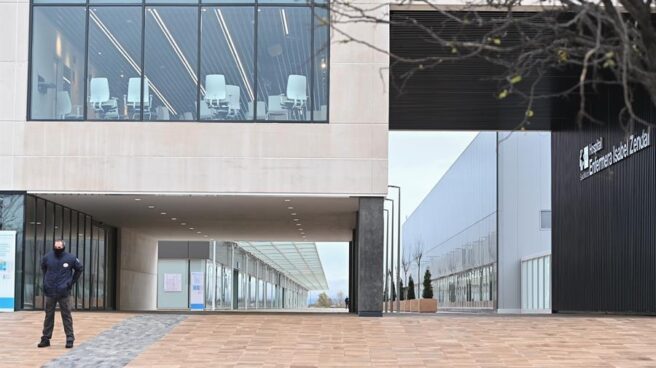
left=42, top=314, right=187, bottom=368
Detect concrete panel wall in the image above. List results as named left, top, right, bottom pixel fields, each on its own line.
left=119, top=228, right=158, bottom=310
left=497, top=131, right=551, bottom=313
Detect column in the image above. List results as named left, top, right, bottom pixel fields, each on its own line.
left=356, top=197, right=384, bottom=317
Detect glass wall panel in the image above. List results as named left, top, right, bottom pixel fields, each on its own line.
left=91, top=225, right=100, bottom=309
left=223, top=266, right=231, bottom=308
left=200, top=7, right=254, bottom=121
left=63, top=208, right=71, bottom=248
left=144, top=7, right=199, bottom=120
left=83, top=216, right=92, bottom=308
left=312, top=7, right=328, bottom=121
left=76, top=212, right=85, bottom=309
left=34, top=198, right=46, bottom=309
left=106, top=228, right=116, bottom=309
left=97, top=227, right=105, bottom=309
left=87, top=7, right=143, bottom=120
left=30, top=7, right=86, bottom=120
left=256, top=7, right=311, bottom=121
left=54, top=205, right=63, bottom=240
left=24, top=196, right=36, bottom=309
left=45, top=201, right=54, bottom=255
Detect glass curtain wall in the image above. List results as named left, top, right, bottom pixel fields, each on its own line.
left=29, top=0, right=329, bottom=122
left=18, top=195, right=117, bottom=310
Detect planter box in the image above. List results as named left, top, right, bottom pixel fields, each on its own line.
left=400, top=299, right=438, bottom=313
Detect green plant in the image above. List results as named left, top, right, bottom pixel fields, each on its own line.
left=422, top=269, right=434, bottom=299
left=407, top=276, right=416, bottom=300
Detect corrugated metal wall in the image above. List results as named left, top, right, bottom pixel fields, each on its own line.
left=389, top=11, right=577, bottom=131
left=552, top=87, right=656, bottom=314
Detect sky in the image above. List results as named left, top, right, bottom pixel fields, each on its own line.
left=310, top=131, right=477, bottom=302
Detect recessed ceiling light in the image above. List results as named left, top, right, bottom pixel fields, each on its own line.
left=291, top=213, right=297, bottom=216
left=288, top=206, right=294, bottom=210
left=196, top=231, right=201, bottom=234
left=171, top=218, right=177, bottom=221
left=181, top=222, right=187, bottom=226
left=293, top=219, right=299, bottom=221
left=160, top=212, right=167, bottom=215
left=204, top=235, right=208, bottom=238
left=301, top=232, right=305, bottom=235
left=134, top=198, right=141, bottom=201
left=148, top=205, right=155, bottom=209
left=296, top=224, right=301, bottom=226
left=299, top=228, right=303, bottom=231
left=284, top=199, right=291, bottom=202
left=189, top=227, right=195, bottom=230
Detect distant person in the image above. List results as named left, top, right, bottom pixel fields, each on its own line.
left=38, top=239, right=83, bottom=349
left=345, top=297, right=349, bottom=310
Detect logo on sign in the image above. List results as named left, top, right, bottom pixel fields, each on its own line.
left=579, top=129, right=651, bottom=181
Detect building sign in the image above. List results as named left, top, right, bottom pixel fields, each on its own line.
left=0, top=231, right=16, bottom=312
left=580, top=129, right=651, bottom=181
left=190, top=271, right=204, bottom=311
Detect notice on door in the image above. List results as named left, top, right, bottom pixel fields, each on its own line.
left=163, top=273, right=182, bottom=292
left=0, top=231, right=16, bottom=312
left=190, top=271, right=204, bottom=311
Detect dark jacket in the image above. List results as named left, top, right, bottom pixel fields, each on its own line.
left=41, top=251, right=84, bottom=298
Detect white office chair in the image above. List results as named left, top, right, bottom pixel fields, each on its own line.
left=89, top=77, right=118, bottom=119
left=267, top=95, right=288, bottom=120
left=225, top=85, right=241, bottom=118
left=200, top=100, right=213, bottom=120
left=246, top=101, right=267, bottom=120
left=55, top=91, right=72, bottom=119
left=125, top=77, right=152, bottom=119
left=205, top=74, right=227, bottom=108
left=285, top=75, right=308, bottom=119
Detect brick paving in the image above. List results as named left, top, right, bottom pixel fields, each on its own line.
left=0, top=311, right=132, bottom=367
left=2, top=312, right=656, bottom=367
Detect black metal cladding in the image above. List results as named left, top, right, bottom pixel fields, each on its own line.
left=552, top=86, right=656, bottom=314
left=389, top=11, right=578, bottom=131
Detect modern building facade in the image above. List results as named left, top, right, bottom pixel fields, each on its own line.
left=403, top=132, right=552, bottom=313
left=2, top=0, right=655, bottom=316
left=0, top=0, right=388, bottom=315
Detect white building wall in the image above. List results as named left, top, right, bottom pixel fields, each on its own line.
left=119, top=228, right=158, bottom=310
left=497, top=131, right=551, bottom=313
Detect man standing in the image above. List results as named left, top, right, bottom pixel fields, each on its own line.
left=37, top=239, right=83, bottom=349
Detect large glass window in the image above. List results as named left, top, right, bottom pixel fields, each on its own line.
left=144, top=7, right=198, bottom=121
left=29, top=3, right=329, bottom=123
left=257, top=7, right=311, bottom=121
left=200, top=7, right=254, bottom=121
left=30, top=7, right=86, bottom=120
left=87, top=7, right=143, bottom=120
left=313, top=7, right=328, bottom=121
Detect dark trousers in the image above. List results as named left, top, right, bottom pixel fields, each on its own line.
left=42, top=296, right=74, bottom=342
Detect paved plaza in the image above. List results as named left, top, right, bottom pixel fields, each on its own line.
left=1, top=311, right=656, bottom=367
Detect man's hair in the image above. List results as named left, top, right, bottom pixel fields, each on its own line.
left=54, top=239, right=66, bottom=247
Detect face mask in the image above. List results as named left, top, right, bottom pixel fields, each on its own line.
left=53, top=245, right=65, bottom=255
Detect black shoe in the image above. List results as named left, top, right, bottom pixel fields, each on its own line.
left=37, top=339, right=50, bottom=348
left=65, top=340, right=74, bottom=349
